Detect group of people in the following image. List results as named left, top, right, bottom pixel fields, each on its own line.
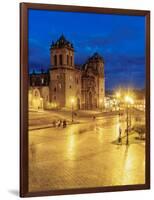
left=52, top=119, right=67, bottom=128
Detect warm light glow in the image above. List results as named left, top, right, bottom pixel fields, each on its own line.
left=99, top=99, right=103, bottom=103
left=71, top=97, right=75, bottom=104
left=116, top=92, right=121, bottom=99
left=125, top=95, right=134, bottom=105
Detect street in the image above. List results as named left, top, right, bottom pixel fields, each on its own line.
left=29, top=110, right=145, bottom=192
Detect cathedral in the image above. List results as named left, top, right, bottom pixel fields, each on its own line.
left=29, top=35, right=105, bottom=110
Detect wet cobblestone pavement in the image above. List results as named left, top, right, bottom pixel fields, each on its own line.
left=29, top=114, right=145, bottom=192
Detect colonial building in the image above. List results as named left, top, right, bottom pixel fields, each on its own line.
left=29, top=35, right=105, bottom=110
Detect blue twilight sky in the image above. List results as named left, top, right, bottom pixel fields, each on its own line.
left=28, top=9, right=146, bottom=90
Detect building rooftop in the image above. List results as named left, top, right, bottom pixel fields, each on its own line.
left=88, top=52, right=104, bottom=63
left=50, top=34, right=74, bottom=50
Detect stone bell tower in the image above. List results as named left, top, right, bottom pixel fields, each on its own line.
left=81, top=52, right=105, bottom=110
left=49, top=35, right=79, bottom=108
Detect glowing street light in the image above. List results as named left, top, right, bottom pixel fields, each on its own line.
left=125, top=95, right=134, bottom=105
left=116, top=92, right=121, bottom=99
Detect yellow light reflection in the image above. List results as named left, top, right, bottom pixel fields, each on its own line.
left=66, top=126, right=77, bottom=160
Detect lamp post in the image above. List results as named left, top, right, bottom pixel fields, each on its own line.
left=116, top=92, right=121, bottom=122
left=116, top=92, right=121, bottom=143
left=71, top=98, right=75, bottom=123
left=129, top=98, right=134, bottom=129
left=126, top=101, right=129, bottom=145
left=125, top=95, right=134, bottom=145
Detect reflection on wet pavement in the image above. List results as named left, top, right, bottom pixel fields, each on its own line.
left=29, top=115, right=145, bottom=192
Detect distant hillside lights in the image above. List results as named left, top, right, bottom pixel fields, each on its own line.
left=29, top=34, right=105, bottom=111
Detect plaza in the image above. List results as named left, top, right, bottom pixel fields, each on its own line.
left=29, top=109, right=145, bottom=192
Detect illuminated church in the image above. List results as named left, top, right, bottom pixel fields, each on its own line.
left=29, top=35, right=105, bottom=110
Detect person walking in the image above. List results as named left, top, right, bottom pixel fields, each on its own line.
left=118, top=127, right=122, bottom=144
left=63, top=120, right=67, bottom=128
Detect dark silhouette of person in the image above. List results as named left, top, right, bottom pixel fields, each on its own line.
left=63, top=120, right=67, bottom=128
left=118, top=127, right=122, bottom=144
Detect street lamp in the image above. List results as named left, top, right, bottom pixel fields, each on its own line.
left=116, top=92, right=121, bottom=99
left=71, top=97, right=75, bottom=123
left=116, top=91, right=121, bottom=143
left=125, top=95, right=134, bottom=145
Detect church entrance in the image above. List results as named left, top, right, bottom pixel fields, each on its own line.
left=77, top=98, right=80, bottom=110
left=88, top=92, right=92, bottom=109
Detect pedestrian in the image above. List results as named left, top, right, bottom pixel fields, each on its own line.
left=58, top=120, right=62, bottom=127
left=118, top=127, right=122, bottom=144
left=63, top=120, right=67, bottom=128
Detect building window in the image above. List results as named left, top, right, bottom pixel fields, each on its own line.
left=67, top=55, right=69, bottom=65
left=35, top=91, right=38, bottom=97
left=54, top=87, right=56, bottom=92
left=59, top=54, right=63, bottom=65
left=70, top=75, right=72, bottom=81
left=70, top=56, right=72, bottom=66
left=69, top=85, right=72, bottom=89
left=54, top=55, right=57, bottom=66
left=59, top=83, right=61, bottom=89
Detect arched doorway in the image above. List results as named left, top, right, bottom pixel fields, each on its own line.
left=88, top=92, right=92, bottom=109
left=31, top=88, right=43, bottom=110
left=77, top=98, right=80, bottom=110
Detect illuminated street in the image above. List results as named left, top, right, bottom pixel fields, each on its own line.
left=29, top=110, right=145, bottom=192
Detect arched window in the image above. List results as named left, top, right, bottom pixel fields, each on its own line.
left=59, top=83, right=61, bottom=89
left=54, top=55, right=57, bottom=66
left=54, top=87, right=56, bottom=92
left=35, top=91, right=38, bottom=97
left=59, top=54, right=63, bottom=65
left=70, top=56, right=72, bottom=66
left=67, top=55, right=69, bottom=65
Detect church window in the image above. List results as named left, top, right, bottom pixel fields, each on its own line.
left=34, top=91, right=38, bottom=97
left=70, top=56, right=72, bottom=66
left=54, top=55, right=57, bottom=66
left=54, top=87, right=56, bottom=92
left=59, top=54, right=63, bottom=65
left=59, top=83, right=62, bottom=89
left=67, top=55, right=69, bottom=65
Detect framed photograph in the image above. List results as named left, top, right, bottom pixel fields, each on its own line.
left=20, top=3, right=150, bottom=197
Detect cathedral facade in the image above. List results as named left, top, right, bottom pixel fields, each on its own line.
left=29, top=35, right=105, bottom=110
